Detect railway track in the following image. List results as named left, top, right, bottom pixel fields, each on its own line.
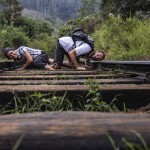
left=0, top=61, right=150, bottom=149
left=0, top=61, right=149, bottom=110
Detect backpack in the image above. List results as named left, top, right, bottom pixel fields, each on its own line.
left=71, top=27, right=94, bottom=52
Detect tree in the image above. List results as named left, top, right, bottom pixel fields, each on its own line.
left=101, top=0, right=150, bottom=19
left=0, top=0, right=23, bottom=24
left=101, top=0, right=120, bottom=16
left=19, top=0, right=82, bottom=22
left=80, top=0, right=101, bottom=17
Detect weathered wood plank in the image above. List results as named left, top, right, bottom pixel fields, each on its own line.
left=0, top=84, right=149, bottom=92
left=0, top=112, right=149, bottom=150
left=0, top=84, right=149, bottom=110
left=0, top=78, right=143, bottom=85
left=0, top=70, right=98, bottom=76
left=1, top=84, right=150, bottom=109
left=0, top=74, right=134, bottom=80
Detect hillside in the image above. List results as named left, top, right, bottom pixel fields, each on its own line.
left=19, top=0, right=82, bottom=23
left=22, top=8, right=49, bottom=20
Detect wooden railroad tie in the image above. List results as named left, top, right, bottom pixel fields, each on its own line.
left=0, top=112, right=150, bottom=150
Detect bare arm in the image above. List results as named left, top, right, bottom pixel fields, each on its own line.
left=69, top=49, right=86, bottom=70
left=22, top=52, right=33, bottom=69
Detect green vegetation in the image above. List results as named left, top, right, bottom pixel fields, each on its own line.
left=107, top=130, right=150, bottom=150
left=93, top=16, right=150, bottom=60
left=0, top=0, right=23, bottom=25
left=59, top=15, right=103, bottom=36
left=0, top=0, right=150, bottom=60
left=0, top=0, right=149, bottom=113
left=0, top=22, right=56, bottom=58
left=101, top=0, right=150, bottom=19
left=19, top=0, right=82, bottom=23
left=0, top=91, right=118, bottom=114
left=0, top=1, right=149, bottom=149
left=0, top=83, right=119, bottom=114
left=0, top=0, right=56, bottom=59
left=59, top=15, right=150, bottom=60
left=84, top=78, right=119, bottom=112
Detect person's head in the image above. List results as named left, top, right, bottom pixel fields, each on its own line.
left=90, top=51, right=105, bottom=61
left=3, top=47, right=17, bottom=59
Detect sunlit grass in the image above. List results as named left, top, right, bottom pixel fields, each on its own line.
left=93, top=17, right=150, bottom=61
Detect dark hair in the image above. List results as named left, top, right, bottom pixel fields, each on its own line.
left=3, top=47, right=14, bottom=58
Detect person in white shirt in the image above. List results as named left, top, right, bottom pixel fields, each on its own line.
left=3, top=46, right=54, bottom=71
left=52, top=36, right=105, bottom=70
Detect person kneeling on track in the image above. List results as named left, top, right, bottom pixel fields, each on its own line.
left=52, top=37, right=105, bottom=70
left=3, top=46, right=55, bottom=71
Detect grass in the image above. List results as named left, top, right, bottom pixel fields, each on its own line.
left=12, top=134, right=25, bottom=150
left=0, top=80, right=120, bottom=114
left=107, top=130, right=150, bottom=150
left=0, top=77, right=149, bottom=149
left=84, top=78, right=120, bottom=112
left=93, top=17, right=150, bottom=61
left=0, top=68, right=136, bottom=114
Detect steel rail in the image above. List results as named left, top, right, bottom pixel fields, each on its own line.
left=0, top=61, right=150, bottom=72
left=92, top=61, right=150, bottom=73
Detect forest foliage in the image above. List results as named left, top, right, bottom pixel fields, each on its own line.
left=0, top=0, right=150, bottom=60
left=19, top=0, right=82, bottom=23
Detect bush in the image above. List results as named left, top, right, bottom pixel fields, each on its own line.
left=28, top=33, right=57, bottom=57
left=59, top=15, right=103, bottom=37
left=15, top=17, right=54, bottom=38
left=93, top=16, right=150, bottom=60
left=0, top=25, right=30, bottom=58
left=0, top=24, right=56, bottom=59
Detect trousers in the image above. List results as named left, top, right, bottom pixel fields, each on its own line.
left=53, top=41, right=71, bottom=66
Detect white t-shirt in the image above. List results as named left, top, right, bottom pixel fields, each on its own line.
left=59, top=37, right=91, bottom=57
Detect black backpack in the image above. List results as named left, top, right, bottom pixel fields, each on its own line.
left=71, top=27, right=94, bottom=52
